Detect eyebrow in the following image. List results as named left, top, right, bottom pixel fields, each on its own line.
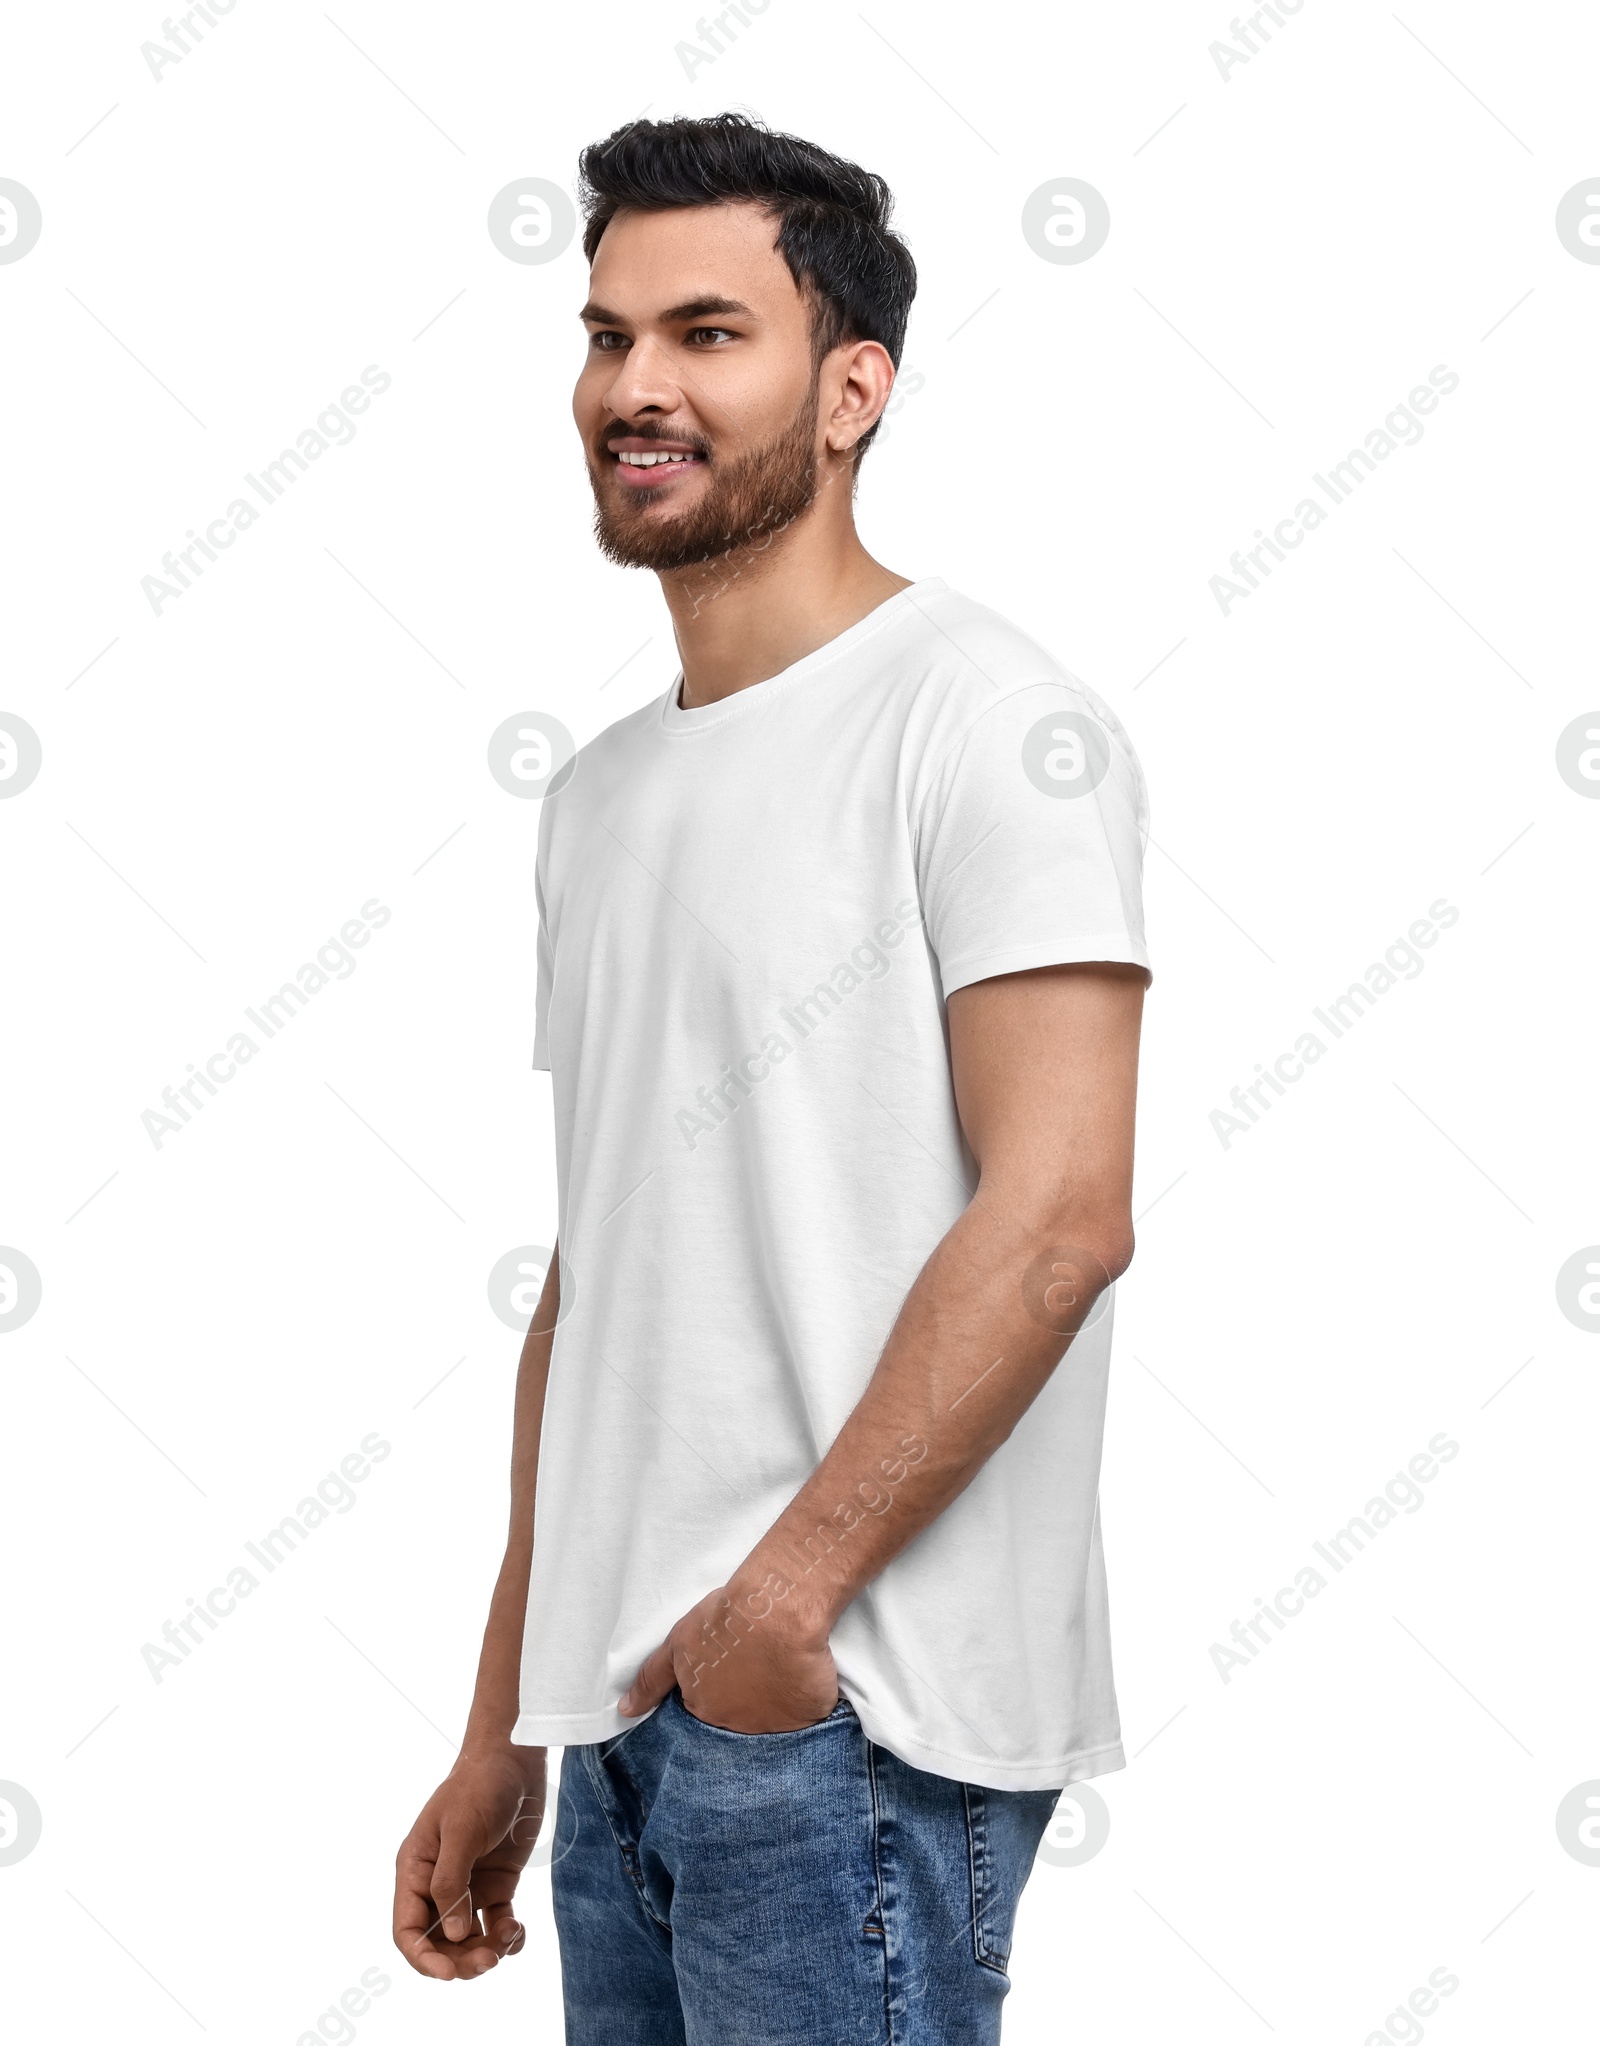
left=578, top=295, right=758, bottom=326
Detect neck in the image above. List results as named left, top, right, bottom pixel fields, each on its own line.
left=659, top=486, right=912, bottom=708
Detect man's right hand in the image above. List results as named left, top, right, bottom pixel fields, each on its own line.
left=393, top=1745, right=547, bottom=1981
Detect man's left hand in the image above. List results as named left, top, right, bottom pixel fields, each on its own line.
left=618, top=1579, right=839, bottom=1733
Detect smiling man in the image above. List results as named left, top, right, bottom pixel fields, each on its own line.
left=395, top=113, right=1152, bottom=2044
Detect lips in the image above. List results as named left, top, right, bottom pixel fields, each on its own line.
left=607, top=439, right=705, bottom=489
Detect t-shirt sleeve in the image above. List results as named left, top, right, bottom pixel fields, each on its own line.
left=531, top=860, right=553, bottom=1072
left=914, top=680, right=1151, bottom=1002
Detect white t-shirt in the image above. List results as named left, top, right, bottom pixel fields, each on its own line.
left=512, top=578, right=1151, bottom=1791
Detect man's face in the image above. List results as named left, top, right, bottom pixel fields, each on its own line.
left=574, top=201, right=829, bottom=573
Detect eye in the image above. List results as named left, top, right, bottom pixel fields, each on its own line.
left=685, top=326, right=737, bottom=345
left=588, top=330, right=628, bottom=352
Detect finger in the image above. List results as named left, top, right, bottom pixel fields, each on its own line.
left=618, top=1639, right=676, bottom=1716
left=482, top=1893, right=526, bottom=1957
left=430, top=1817, right=481, bottom=1944
left=395, top=1837, right=464, bottom=1980
left=474, top=1862, right=525, bottom=1926
left=449, top=1926, right=504, bottom=1979
left=441, top=1878, right=515, bottom=1978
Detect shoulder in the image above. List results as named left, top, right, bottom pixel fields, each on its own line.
left=551, top=690, right=664, bottom=801
left=579, top=691, right=665, bottom=768
left=535, top=690, right=666, bottom=859
left=897, top=584, right=1140, bottom=776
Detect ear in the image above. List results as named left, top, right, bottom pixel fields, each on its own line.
left=824, top=338, right=897, bottom=454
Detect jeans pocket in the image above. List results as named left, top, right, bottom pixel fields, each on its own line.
left=671, top=1686, right=853, bottom=1736
left=963, top=1783, right=1061, bottom=1975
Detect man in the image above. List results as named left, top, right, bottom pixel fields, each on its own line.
left=395, top=112, right=1151, bottom=2044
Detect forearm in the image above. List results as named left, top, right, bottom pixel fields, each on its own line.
left=460, top=1249, right=560, bottom=1762
left=726, top=1184, right=1131, bottom=1639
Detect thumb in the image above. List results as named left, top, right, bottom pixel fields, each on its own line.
left=431, top=1816, right=480, bottom=1944
left=618, top=1639, right=676, bottom=1717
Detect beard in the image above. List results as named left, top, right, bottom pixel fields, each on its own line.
left=588, top=381, right=824, bottom=576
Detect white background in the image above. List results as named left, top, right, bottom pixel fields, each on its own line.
left=3, top=0, right=1597, bottom=2040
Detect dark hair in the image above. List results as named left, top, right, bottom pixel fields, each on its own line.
left=576, top=113, right=916, bottom=458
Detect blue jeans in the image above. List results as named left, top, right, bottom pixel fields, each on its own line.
left=550, top=1688, right=1060, bottom=2044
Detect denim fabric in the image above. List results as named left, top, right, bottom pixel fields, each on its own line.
left=550, top=1688, right=1060, bottom=2045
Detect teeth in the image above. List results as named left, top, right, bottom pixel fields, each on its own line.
left=618, top=451, right=692, bottom=466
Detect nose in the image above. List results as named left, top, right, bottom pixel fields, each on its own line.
left=600, top=334, right=682, bottom=426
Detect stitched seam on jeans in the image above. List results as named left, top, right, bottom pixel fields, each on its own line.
left=965, top=1784, right=1009, bottom=1976
left=579, top=1743, right=673, bottom=1939
left=962, top=1783, right=984, bottom=1966
left=868, top=1741, right=897, bottom=2046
